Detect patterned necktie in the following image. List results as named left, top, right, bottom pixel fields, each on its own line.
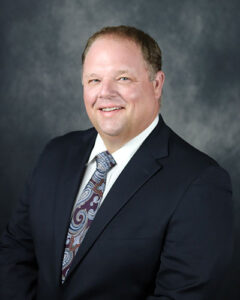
left=62, top=151, right=116, bottom=283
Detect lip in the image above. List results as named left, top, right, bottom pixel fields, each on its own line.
left=100, top=106, right=123, bottom=112
left=98, top=104, right=124, bottom=110
left=97, top=106, right=124, bottom=116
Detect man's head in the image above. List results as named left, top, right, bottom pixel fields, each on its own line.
left=82, top=25, right=165, bottom=152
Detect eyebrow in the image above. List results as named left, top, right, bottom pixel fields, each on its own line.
left=86, top=73, right=99, bottom=78
left=85, top=70, right=132, bottom=78
left=115, top=70, right=131, bottom=75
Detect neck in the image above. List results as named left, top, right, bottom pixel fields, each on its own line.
left=100, top=135, right=130, bottom=153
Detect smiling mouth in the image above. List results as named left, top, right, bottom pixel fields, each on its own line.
left=101, top=107, right=123, bottom=112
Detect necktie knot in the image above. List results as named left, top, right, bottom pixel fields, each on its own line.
left=95, top=151, right=116, bottom=173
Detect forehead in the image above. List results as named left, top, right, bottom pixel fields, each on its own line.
left=83, top=36, right=146, bottom=69
left=88, top=35, right=142, bottom=53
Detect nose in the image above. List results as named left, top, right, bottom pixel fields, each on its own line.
left=98, top=79, right=116, bottom=99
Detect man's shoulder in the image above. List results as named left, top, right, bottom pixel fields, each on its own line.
left=31, top=128, right=97, bottom=176
left=152, top=116, right=218, bottom=169
left=155, top=119, right=223, bottom=180
left=168, top=126, right=217, bottom=166
left=45, top=127, right=97, bottom=151
left=156, top=121, right=232, bottom=193
left=35, top=128, right=97, bottom=166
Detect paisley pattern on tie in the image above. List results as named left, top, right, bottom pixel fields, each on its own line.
left=62, top=151, right=116, bottom=283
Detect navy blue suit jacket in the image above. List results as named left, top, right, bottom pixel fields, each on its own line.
left=0, top=115, right=233, bottom=299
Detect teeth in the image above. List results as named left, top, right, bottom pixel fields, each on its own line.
left=101, top=107, right=121, bottom=112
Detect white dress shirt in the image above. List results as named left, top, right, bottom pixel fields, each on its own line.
left=75, top=115, right=159, bottom=206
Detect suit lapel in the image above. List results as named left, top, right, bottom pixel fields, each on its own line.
left=66, top=115, right=170, bottom=282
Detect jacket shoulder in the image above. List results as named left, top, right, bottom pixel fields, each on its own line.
left=37, top=128, right=96, bottom=160
left=46, top=127, right=96, bottom=150
left=33, top=128, right=96, bottom=172
left=168, top=126, right=218, bottom=167
left=159, top=122, right=230, bottom=186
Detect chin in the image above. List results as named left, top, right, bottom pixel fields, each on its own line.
left=101, top=130, right=122, bottom=137
left=96, top=122, right=124, bottom=136
left=99, top=126, right=125, bottom=138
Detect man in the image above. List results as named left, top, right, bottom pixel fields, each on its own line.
left=0, top=26, right=233, bottom=299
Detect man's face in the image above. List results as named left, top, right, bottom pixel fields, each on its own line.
left=82, top=36, right=164, bottom=150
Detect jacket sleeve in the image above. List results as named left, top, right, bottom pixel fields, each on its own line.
left=146, top=165, right=234, bottom=300
left=0, top=139, right=54, bottom=300
left=0, top=175, right=38, bottom=300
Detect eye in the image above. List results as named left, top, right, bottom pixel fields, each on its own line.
left=88, top=79, right=100, bottom=84
left=118, top=76, right=130, bottom=81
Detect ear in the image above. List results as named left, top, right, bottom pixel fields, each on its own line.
left=153, top=71, right=165, bottom=100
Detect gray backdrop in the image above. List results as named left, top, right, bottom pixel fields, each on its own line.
left=1, top=0, right=239, bottom=298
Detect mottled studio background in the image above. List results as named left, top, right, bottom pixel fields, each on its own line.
left=0, top=0, right=239, bottom=298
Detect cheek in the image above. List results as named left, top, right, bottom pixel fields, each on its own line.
left=120, top=87, right=142, bottom=105
left=83, top=88, right=96, bottom=107
left=124, top=85, right=156, bottom=115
